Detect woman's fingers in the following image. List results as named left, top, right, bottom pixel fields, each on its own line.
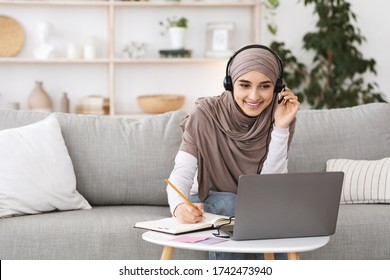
left=174, top=203, right=204, bottom=224
left=278, top=88, right=300, bottom=108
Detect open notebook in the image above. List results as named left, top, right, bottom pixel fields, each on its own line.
left=134, top=213, right=234, bottom=235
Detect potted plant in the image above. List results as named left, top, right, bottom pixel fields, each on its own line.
left=159, top=16, right=188, bottom=49
left=301, top=0, right=386, bottom=108
left=263, top=0, right=386, bottom=109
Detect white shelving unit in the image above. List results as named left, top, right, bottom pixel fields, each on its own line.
left=0, top=0, right=261, bottom=115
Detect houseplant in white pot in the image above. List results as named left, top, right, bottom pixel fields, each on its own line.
left=160, top=16, right=188, bottom=49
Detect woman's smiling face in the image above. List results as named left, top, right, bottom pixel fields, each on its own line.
left=233, top=71, right=275, bottom=117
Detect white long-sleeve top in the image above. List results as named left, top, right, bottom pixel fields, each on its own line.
left=167, top=125, right=290, bottom=215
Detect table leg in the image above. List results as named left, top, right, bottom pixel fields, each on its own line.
left=160, top=247, right=299, bottom=260
left=264, top=253, right=275, bottom=260
left=287, top=252, right=300, bottom=260
left=161, top=246, right=174, bottom=260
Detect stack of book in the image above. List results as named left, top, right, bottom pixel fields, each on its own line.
left=76, top=95, right=109, bottom=115
left=159, top=49, right=192, bottom=58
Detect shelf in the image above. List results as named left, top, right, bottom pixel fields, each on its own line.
left=113, top=57, right=227, bottom=64
left=0, top=57, right=227, bottom=64
left=113, top=1, right=258, bottom=8
left=0, top=58, right=110, bottom=64
left=0, top=0, right=261, bottom=115
left=0, top=0, right=258, bottom=7
left=0, top=0, right=110, bottom=7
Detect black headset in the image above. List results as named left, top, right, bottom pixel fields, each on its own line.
left=223, top=44, right=284, bottom=94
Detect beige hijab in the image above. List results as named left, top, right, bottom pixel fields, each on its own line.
left=179, top=47, right=296, bottom=201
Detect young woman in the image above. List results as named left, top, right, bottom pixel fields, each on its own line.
left=166, top=44, right=300, bottom=259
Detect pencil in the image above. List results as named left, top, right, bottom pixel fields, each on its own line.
left=165, top=178, right=197, bottom=209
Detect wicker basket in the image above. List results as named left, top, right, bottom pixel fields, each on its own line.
left=0, top=16, right=25, bottom=57
left=137, top=94, right=185, bottom=114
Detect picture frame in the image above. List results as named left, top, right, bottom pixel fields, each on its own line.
left=205, top=22, right=235, bottom=58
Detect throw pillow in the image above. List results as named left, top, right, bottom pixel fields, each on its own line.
left=0, top=115, right=91, bottom=218
left=327, top=158, right=390, bottom=204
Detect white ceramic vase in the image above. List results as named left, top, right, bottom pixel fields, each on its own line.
left=168, top=27, right=186, bottom=49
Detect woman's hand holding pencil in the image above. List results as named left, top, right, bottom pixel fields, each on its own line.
left=165, top=179, right=204, bottom=224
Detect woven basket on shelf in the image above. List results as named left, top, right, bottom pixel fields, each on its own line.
left=0, top=15, right=25, bottom=57
left=137, top=94, right=185, bottom=114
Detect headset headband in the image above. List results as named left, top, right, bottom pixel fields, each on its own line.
left=223, top=44, right=284, bottom=93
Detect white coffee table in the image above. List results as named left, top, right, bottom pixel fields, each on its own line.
left=142, top=230, right=330, bottom=260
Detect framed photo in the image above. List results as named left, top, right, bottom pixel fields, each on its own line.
left=205, top=22, right=235, bottom=58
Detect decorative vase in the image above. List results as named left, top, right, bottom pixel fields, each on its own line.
left=28, top=81, right=53, bottom=112
left=168, top=27, right=186, bottom=49
left=67, top=42, right=82, bottom=59
left=59, top=92, right=70, bottom=113
left=83, top=36, right=96, bottom=59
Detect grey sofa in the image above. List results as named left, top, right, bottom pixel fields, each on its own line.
left=0, top=102, right=389, bottom=260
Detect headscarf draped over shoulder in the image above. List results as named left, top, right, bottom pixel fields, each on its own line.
left=180, top=92, right=295, bottom=201
left=179, top=46, right=296, bottom=201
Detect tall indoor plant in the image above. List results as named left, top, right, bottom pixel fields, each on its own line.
left=301, top=0, right=386, bottom=108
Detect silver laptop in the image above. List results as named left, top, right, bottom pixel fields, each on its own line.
left=221, top=172, right=344, bottom=241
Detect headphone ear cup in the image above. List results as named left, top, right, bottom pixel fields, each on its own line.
left=274, top=78, right=285, bottom=94
left=223, top=76, right=233, bottom=91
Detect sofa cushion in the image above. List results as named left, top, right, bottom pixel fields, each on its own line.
left=0, top=205, right=207, bottom=260
left=288, top=103, right=390, bottom=173
left=327, top=157, right=390, bottom=204
left=0, top=110, right=186, bottom=206
left=0, top=115, right=91, bottom=218
left=301, top=204, right=390, bottom=260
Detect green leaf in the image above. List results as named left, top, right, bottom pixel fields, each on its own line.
left=300, top=0, right=386, bottom=108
